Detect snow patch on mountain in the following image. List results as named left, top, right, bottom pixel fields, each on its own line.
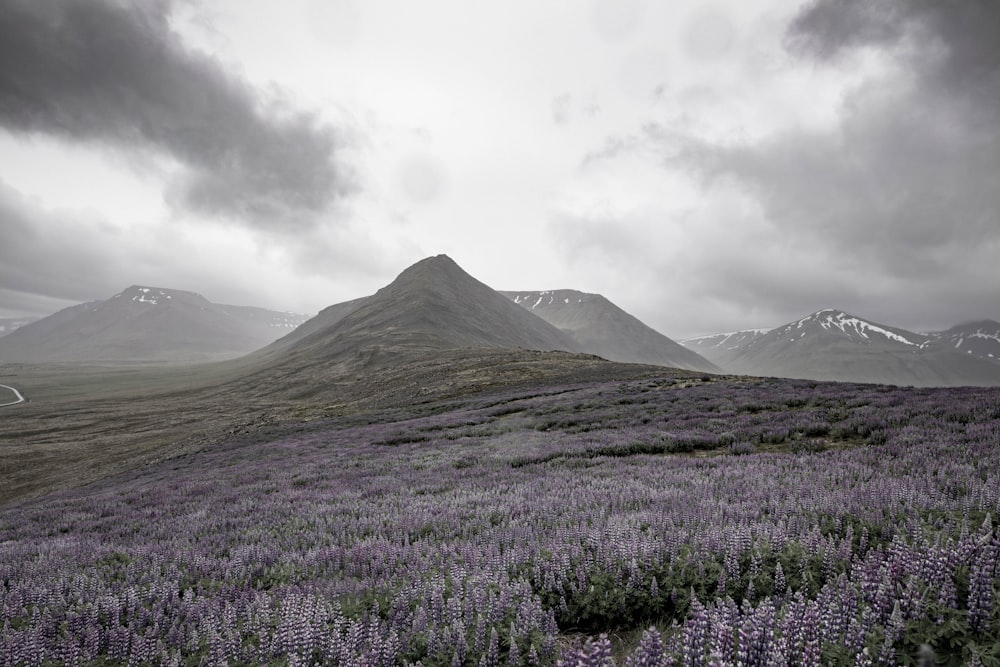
left=968, top=329, right=1000, bottom=343
left=112, top=286, right=178, bottom=306
left=509, top=291, right=584, bottom=308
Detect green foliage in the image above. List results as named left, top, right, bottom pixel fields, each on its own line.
left=252, top=561, right=301, bottom=590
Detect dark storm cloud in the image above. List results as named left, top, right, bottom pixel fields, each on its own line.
left=645, top=0, right=1000, bottom=331
left=783, top=0, right=906, bottom=58
left=788, top=0, right=1000, bottom=99
left=765, top=0, right=1000, bottom=261
left=0, top=0, right=354, bottom=227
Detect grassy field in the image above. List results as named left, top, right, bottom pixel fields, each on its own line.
left=0, top=350, right=678, bottom=505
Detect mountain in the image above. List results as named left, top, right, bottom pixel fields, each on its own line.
left=927, top=320, right=1000, bottom=362
left=262, top=295, right=371, bottom=354
left=255, top=256, right=580, bottom=373
left=680, top=329, right=770, bottom=368
left=500, top=289, right=719, bottom=373
left=717, top=308, right=1000, bottom=386
left=0, top=286, right=308, bottom=363
left=0, top=317, right=37, bottom=337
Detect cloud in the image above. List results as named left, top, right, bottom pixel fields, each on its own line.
left=783, top=0, right=906, bottom=59
left=550, top=0, right=1000, bottom=336
left=0, top=179, right=283, bottom=317
left=551, top=94, right=572, bottom=125
left=590, top=0, right=644, bottom=42
left=0, top=178, right=417, bottom=319
left=0, top=0, right=355, bottom=228
left=726, top=0, right=1000, bottom=264
left=681, top=6, right=737, bottom=62
left=661, top=0, right=1000, bottom=329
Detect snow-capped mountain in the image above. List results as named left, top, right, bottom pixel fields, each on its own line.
left=680, top=329, right=770, bottom=368
left=768, top=309, right=930, bottom=349
left=714, top=309, right=1000, bottom=386
left=500, top=289, right=719, bottom=373
left=0, top=285, right=309, bottom=363
left=927, top=320, right=1000, bottom=362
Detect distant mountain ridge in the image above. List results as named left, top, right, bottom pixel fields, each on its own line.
left=927, top=320, right=1000, bottom=362
left=0, top=285, right=309, bottom=363
left=681, top=329, right=769, bottom=368
left=500, top=289, right=718, bottom=373
left=682, top=308, right=1000, bottom=387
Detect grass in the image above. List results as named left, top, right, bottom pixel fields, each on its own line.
left=0, top=349, right=685, bottom=505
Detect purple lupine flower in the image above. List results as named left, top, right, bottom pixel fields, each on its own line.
left=481, top=626, right=499, bottom=667
left=625, top=627, right=665, bottom=667
left=507, top=634, right=521, bottom=666
left=569, top=634, right=614, bottom=667
left=774, top=562, right=787, bottom=599
left=877, top=601, right=904, bottom=665
left=968, top=559, right=994, bottom=635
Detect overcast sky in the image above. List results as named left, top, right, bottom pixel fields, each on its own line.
left=1, top=0, right=998, bottom=339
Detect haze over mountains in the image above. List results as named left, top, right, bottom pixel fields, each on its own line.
left=0, top=286, right=308, bottom=363
left=2, top=256, right=999, bottom=388
left=0, top=317, right=36, bottom=336
left=683, top=309, right=1000, bottom=387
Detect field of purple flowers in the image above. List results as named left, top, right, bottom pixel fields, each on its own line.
left=2, top=376, right=999, bottom=666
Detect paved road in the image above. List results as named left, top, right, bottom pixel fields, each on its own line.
left=0, top=383, right=25, bottom=407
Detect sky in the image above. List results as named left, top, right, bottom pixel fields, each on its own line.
left=1, top=0, right=998, bottom=339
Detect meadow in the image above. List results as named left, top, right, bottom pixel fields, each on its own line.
left=2, top=375, right=999, bottom=665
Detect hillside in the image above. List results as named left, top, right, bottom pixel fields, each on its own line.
left=500, top=290, right=719, bottom=372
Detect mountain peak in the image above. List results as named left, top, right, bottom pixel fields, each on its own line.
left=779, top=309, right=925, bottom=347
left=799, top=307, right=846, bottom=321
left=389, top=254, right=464, bottom=283
left=402, top=254, right=459, bottom=271
left=112, top=285, right=209, bottom=306
left=115, top=286, right=177, bottom=306
left=373, top=255, right=482, bottom=304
